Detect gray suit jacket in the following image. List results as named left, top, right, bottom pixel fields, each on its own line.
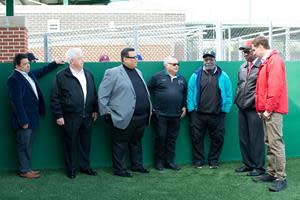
left=98, top=65, right=152, bottom=129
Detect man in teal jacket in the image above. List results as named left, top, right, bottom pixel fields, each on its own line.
left=187, top=50, right=232, bottom=169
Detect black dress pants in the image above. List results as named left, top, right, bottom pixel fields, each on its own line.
left=63, top=115, right=93, bottom=173
left=111, top=114, right=148, bottom=173
left=238, top=109, right=265, bottom=170
left=152, top=113, right=181, bottom=166
left=190, top=111, right=225, bottom=166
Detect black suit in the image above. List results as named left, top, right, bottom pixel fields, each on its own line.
left=51, top=67, right=98, bottom=173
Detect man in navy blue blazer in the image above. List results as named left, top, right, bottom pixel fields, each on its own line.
left=7, top=53, right=64, bottom=179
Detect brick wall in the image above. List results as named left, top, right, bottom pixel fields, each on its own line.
left=0, top=17, right=28, bottom=63
left=0, top=6, right=185, bottom=34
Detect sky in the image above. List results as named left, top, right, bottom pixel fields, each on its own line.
left=108, top=0, right=300, bottom=26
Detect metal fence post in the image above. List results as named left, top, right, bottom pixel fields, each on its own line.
left=43, top=33, right=50, bottom=62
left=133, top=26, right=139, bottom=53
left=228, top=27, right=232, bottom=61
left=216, top=21, right=223, bottom=60
left=268, top=21, right=273, bottom=48
left=285, top=27, right=290, bottom=60
left=198, top=26, right=204, bottom=60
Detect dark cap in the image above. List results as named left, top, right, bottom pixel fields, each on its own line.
left=239, top=40, right=253, bottom=50
left=99, top=54, right=110, bottom=62
left=203, top=50, right=216, bottom=58
left=26, top=52, right=38, bottom=62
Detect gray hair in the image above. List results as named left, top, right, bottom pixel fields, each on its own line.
left=163, top=56, right=177, bottom=66
left=66, top=48, right=83, bottom=63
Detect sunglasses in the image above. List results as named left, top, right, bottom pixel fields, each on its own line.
left=126, top=56, right=138, bottom=59
left=242, top=49, right=253, bottom=54
left=168, top=63, right=179, bottom=66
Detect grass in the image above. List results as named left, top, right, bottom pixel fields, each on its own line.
left=0, top=158, right=300, bottom=200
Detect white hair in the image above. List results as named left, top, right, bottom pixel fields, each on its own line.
left=66, top=48, right=83, bottom=63
left=163, top=56, right=177, bottom=66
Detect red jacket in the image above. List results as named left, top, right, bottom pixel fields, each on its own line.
left=255, top=50, right=288, bottom=114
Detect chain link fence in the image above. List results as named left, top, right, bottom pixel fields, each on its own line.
left=28, top=22, right=300, bottom=62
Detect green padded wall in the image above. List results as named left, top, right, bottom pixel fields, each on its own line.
left=0, top=61, right=299, bottom=171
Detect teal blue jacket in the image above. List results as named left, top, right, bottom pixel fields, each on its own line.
left=187, top=66, right=233, bottom=113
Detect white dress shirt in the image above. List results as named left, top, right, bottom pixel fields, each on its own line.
left=70, top=67, right=87, bottom=103
left=15, top=69, right=39, bottom=100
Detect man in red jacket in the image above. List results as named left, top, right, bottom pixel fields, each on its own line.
left=251, top=36, right=288, bottom=192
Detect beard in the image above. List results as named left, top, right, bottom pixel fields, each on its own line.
left=204, top=63, right=216, bottom=70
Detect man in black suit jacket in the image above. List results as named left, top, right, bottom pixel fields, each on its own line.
left=7, top=53, right=64, bottom=179
left=51, top=48, right=98, bottom=179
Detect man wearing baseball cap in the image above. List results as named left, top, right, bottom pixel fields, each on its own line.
left=187, top=50, right=232, bottom=169
left=234, top=40, right=265, bottom=177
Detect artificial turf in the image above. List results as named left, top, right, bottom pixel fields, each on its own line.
left=0, top=158, right=299, bottom=200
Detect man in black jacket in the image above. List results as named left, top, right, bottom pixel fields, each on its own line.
left=148, top=56, right=187, bottom=171
left=51, top=48, right=98, bottom=179
left=234, top=40, right=265, bottom=176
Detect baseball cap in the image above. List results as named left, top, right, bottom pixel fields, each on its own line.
left=26, top=52, right=38, bottom=62
left=203, top=50, right=216, bottom=58
left=239, top=40, right=253, bottom=50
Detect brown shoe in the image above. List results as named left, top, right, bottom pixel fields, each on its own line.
left=19, top=171, right=40, bottom=179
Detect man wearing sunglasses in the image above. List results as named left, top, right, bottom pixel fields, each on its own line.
left=98, top=48, right=152, bottom=177
left=187, top=50, right=232, bottom=169
left=148, top=56, right=187, bottom=171
left=234, top=40, right=265, bottom=177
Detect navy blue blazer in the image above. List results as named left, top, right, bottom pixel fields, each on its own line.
left=7, top=62, right=60, bottom=130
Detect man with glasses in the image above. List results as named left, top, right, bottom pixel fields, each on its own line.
left=98, top=48, right=152, bottom=177
left=7, top=53, right=64, bottom=179
left=187, top=50, right=232, bottom=169
left=148, top=56, right=187, bottom=171
left=234, top=40, right=265, bottom=177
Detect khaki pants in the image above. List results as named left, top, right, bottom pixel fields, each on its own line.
left=263, top=112, right=286, bottom=180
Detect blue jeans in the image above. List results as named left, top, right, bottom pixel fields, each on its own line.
left=16, top=128, right=36, bottom=173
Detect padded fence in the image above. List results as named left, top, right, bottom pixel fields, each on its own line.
left=0, top=61, right=299, bottom=171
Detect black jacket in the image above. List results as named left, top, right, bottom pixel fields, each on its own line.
left=234, top=59, right=261, bottom=110
left=51, top=67, right=98, bottom=119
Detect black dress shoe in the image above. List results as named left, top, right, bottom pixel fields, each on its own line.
left=131, top=168, right=150, bottom=173
left=235, top=166, right=252, bottom=173
left=155, top=164, right=164, bottom=171
left=165, top=163, right=181, bottom=170
left=247, top=169, right=265, bottom=176
left=79, top=168, right=97, bottom=176
left=252, top=174, right=276, bottom=182
left=67, top=171, right=76, bottom=179
left=114, top=171, right=133, bottom=177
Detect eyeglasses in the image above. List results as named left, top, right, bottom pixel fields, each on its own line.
left=242, top=49, right=253, bottom=54
left=126, top=56, right=138, bottom=59
left=168, top=63, right=179, bottom=66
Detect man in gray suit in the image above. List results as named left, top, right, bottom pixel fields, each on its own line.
left=98, top=47, right=152, bottom=177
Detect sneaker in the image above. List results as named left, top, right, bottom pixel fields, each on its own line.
left=235, top=166, right=252, bottom=173
left=209, top=165, right=219, bottom=169
left=252, top=174, right=276, bottom=182
left=269, top=179, right=287, bottom=192
left=209, top=163, right=219, bottom=169
left=194, top=164, right=204, bottom=169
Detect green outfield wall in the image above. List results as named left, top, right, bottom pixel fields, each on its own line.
left=0, top=61, right=299, bottom=171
